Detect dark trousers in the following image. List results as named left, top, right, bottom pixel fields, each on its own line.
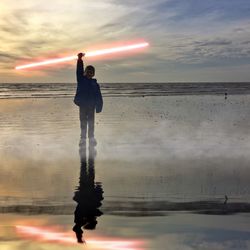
left=79, top=106, right=95, bottom=139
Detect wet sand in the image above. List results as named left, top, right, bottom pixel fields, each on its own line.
left=1, top=95, right=250, bottom=204
left=1, top=93, right=250, bottom=249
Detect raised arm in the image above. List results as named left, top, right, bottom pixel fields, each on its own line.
left=76, top=53, right=85, bottom=83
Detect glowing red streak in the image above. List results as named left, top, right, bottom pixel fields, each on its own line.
left=16, top=225, right=144, bottom=250
left=15, top=42, right=149, bottom=70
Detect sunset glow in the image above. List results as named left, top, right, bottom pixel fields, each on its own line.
left=15, top=42, right=149, bottom=70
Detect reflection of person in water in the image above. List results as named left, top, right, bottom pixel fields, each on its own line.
left=72, top=142, right=104, bottom=244
left=74, top=52, right=103, bottom=147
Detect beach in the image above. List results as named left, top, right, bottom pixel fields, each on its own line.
left=1, top=83, right=250, bottom=249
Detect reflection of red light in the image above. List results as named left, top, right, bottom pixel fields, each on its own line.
left=16, top=225, right=144, bottom=250
left=15, top=42, right=149, bottom=70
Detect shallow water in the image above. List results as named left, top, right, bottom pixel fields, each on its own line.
left=1, top=90, right=250, bottom=249
left=1, top=213, right=250, bottom=249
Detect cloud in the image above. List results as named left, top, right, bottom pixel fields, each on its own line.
left=160, top=0, right=250, bottom=21
left=194, top=39, right=232, bottom=47
left=97, top=0, right=250, bottom=66
left=0, top=52, right=19, bottom=61
left=0, top=0, right=250, bottom=82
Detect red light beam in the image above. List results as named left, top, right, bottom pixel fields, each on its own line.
left=16, top=225, right=144, bottom=250
left=15, top=42, right=149, bottom=70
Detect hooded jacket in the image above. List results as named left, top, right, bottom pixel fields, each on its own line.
left=74, top=59, right=103, bottom=113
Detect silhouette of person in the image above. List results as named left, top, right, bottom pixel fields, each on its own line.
left=74, top=52, right=103, bottom=147
left=72, top=140, right=104, bottom=243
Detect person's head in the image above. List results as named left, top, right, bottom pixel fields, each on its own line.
left=84, top=65, right=95, bottom=79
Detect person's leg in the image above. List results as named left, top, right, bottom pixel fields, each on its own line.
left=87, top=106, right=97, bottom=146
left=87, top=107, right=95, bottom=139
left=79, top=106, right=87, bottom=140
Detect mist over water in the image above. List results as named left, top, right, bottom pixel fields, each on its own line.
left=0, top=85, right=250, bottom=207
left=1, top=83, right=250, bottom=249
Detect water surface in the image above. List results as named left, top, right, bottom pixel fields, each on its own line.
left=1, top=83, right=250, bottom=249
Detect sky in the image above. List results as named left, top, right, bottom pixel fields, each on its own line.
left=0, top=0, right=250, bottom=83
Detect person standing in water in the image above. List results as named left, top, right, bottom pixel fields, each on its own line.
left=74, top=53, right=103, bottom=147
